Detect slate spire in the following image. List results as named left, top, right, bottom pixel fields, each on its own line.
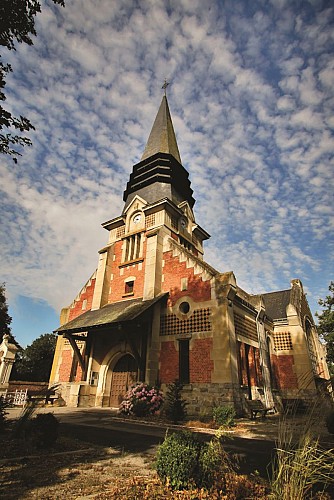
left=123, top=94, right=195, bottom=210
left=141, top=95, right=182, bottom=164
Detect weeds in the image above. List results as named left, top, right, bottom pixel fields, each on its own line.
left=270, top=400, right=334, bottom=499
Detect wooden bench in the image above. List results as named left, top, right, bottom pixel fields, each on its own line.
left=27, top=390, right=59, bottom=406
left=246, top=399, right=274, bottom=419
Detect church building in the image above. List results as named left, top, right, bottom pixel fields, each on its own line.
left=49, top=94, right=330, bottom=415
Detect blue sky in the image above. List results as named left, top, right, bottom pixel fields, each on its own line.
left=1, top=0, right=333, bottom=347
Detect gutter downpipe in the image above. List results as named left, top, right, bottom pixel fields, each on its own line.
left=256, top=306, right=274, bottom=408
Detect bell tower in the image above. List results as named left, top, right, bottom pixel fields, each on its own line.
left=93, top=92, right=210, bottom=307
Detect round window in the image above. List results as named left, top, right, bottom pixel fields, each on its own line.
left=179, top=301, right=190, bottom=314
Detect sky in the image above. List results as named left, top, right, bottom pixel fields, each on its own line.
left=1, top=0, right=333, bottom=348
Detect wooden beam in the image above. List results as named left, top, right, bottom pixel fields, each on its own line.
left=64, top=334, right=86, bottom=373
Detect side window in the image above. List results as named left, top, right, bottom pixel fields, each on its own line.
left=125, top=280, right=134, bottom=295
left=179, top=339, right=190, bottom=384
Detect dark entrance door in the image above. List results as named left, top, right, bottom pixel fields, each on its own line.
left=110, top=354, right=138, bottom=407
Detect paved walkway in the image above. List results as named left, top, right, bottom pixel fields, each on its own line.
left=6, top=405, right=334, bottom=478
left=7, top=404, right=333, bottom=444
left=7, top=405, right=280, bottom=439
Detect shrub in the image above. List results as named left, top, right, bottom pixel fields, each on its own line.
left=325, top=410, right=334, bottom=434
left=156, top=431, right=202, bottom=490
left=29, top=412, right=59, bottom=448
left=0, top=396, right=8, bottom=432
left=198, top=437, right=232, bottom=488
left=212, top=405, right=236, bottom=427
left=164, top=380, right=187, bottom=424
left=156, top=430, right=232, bottom=490
left=119, top=383, right=163, bottom=417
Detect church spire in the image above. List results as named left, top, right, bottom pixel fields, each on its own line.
left=141, top=94, right=181, bottom=164
left=123, top=93, right=195, bottom=210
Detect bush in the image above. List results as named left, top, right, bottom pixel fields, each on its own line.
left=198, top=438, right=231, bottom=488
left=164, top=380, right=187, bottom=424
left=156, top=430, right=232, bottom=490
left=325, top=410, right=334, bottom=434
left=156, top=431, right=202, bottom=490
left=119, top=383, right=163, bottom=417
left=29, top=413, right=59, bottom=448
left=212, top=405, right=236, bottom=427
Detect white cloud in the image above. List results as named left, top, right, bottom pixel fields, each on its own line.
left=1, top=0, right=333, bottom=345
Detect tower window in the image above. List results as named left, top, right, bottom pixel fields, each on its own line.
left=125, top=280, right=134, bottom=294
left=123, top=233, right=142, bottom=262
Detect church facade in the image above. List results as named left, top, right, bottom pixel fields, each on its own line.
left=49, top=95, right=330, bottom=415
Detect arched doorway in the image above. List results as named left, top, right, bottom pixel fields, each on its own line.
left=109, top=354, right=138, bottom=407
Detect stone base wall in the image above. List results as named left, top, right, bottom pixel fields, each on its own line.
left=162, top=382, right=244, bottom=418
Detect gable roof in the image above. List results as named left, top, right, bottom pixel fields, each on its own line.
left=262, top=289, right=291, bottom=320
left=55, top=293, right=168, bottom=334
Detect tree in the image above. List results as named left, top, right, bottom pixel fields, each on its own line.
left=316, top=281, right=334, bottom=371
left=12, top=332, right=57, bottom=381
left=0, top=282, right=14, bottom=343
left=0, top=0, right=65, bottom=161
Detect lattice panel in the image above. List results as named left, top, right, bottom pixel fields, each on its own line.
left=234, top=314, right=258, bottom=342
left=160, top=308, right=212, bottom=336
left=116, top=226, right=125, bottom=238
left=145, top=213, right=156, bottom=228
left=273, top=332, right=293, bottom=351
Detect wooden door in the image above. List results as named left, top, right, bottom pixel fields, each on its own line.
left=110, top=354, right=137, bottom=407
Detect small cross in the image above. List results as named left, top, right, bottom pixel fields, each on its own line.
left=162, top=79, right=170, bottom=95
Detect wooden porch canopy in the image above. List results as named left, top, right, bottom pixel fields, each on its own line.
left=54, top=293, right=168, bottom=375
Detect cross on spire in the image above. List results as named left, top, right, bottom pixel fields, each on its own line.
left=162, top=79, right=170, bottom=96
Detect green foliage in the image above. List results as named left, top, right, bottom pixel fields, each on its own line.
left=156, top=431, right=202, bottom=490
left=325, top=410, right=334, bottom=434
left=164, top=380, right=187, bottom=424
left=12, top=333, right=57, bottom=381
left=156, top=430, right=232, bottom=491
left=0, top=0, right=65, bottom=160
left=212, top=405, right=236, bottom=427
left=0, top=283, right=15, bottom=344
left=0, top=396, right=9, bottom=432
left=316, top=281, right=334, bottom=369
left=198, top=438, right=231, bottom=489
left=29, top=412, right=59, bottom=448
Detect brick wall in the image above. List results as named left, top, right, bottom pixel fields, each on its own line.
left=68, top=278, right=96, bottom=322
left=159, top=338, right=214, bottom=384
left=159, top=341, right=178, bottom=383
left=58, top=349, right=73, bottom=382
left=271, top=354, right=298, bottom=389
left=190, top=338, right=213, bottom=383
left=162, top=251, right=211, bottom=306
left=108, top=240, right=146, bottom=302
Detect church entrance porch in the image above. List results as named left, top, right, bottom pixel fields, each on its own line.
left=109, top=354, right=138, bottom=407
